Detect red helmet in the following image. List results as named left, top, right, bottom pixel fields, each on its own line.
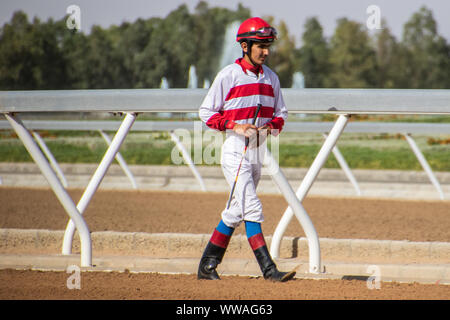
left=236, top=17, right=277, bottom=43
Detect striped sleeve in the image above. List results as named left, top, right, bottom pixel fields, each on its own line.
left=199, top=69, right=234, bottom=131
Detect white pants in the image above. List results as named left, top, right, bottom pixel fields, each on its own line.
left=220, top=133, right=266, bottom=228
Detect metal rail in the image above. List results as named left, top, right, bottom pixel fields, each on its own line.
left=1, top=88, right=450, bottom=114
left=0, top=119, right=447, bottom=198
left=1, top=119, right=450, bottom=134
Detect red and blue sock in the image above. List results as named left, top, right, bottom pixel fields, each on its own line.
left=245, top=221, right=266, bottom=251
left=245, top=221, right=278, bottom=277
left=209, top=220, right=234, bottom=249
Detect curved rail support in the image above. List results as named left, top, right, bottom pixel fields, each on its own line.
left=98, top=129, right=138, bottom=189
left=270, top=114, right=350, bottom=260
left=404, top=133, right=445, bottom=200
left=31, top=130, right=69, bottom=188
left=5, top=113, right=92, bottom=266
left=264, top=149, right=321, bottom=273
left=170, top=130, right=207, bottom=192
left=323, top=133, right=362, bottom=196
left=62, top=112, right=137, bottom=255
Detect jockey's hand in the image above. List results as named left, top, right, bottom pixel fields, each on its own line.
left=258, top=125, right=271, bottom=135
left=233, top=123, right=258, bottom=138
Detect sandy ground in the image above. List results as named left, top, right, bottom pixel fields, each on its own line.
left=0, top=186, right=450, bottom=300
left=1, top=269, right=449, bottom=300
left=1, top=187, right=449, bottom=241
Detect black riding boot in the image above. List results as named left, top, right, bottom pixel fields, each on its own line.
left=253, top=245, right=296, bottom=282
left=197, top=241, right=227, bottom=280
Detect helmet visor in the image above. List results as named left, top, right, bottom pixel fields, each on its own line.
left=238, top=27, right=277, bottom=39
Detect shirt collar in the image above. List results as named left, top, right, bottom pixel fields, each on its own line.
left=235, top=58, right=264, bottom=75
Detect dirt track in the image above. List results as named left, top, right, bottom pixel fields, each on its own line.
left=1, top=187, right=449, bottom=241
left=1, top=269, right=449, bottom=300
left=0, top=186, right=450, bottom=300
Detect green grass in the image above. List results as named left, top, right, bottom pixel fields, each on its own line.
left=278, top=144, right=450, bottom=171
left=0, top=141, right=108, bottom=163
left=0, top=130, right=449, bottom=171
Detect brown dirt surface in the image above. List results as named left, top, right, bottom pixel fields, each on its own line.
left=1, top=186, right=449, bottom=241
left=1, top=186, right=450, bottom=300
left=1, top=269, right=449, bottom=300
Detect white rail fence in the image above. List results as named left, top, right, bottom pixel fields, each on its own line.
left=1, top=88, right=449, bottom=273
left=0, top=119, right=448, bottom=197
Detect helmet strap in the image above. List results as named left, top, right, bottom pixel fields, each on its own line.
left=243, top=40, right=258, bottom=66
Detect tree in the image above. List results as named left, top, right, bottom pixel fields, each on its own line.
left=0, top=11, right=69, bottom=89
left=265, top=19, right=296, bottom=87
left=131, top=17, right=168, bottom=88
left=0, top=11, right=34, bottom=89
left=82, top=25, right=119, bottom=88
left=296, top=17, right=330, bottom=88
left=193, top=1, right=250, bottom=87
left=328, top=18, right=377, bottom=88
left=401, top=6, right=450, bottom=88
left=59, top=22, right=89, bottom=89
left=373, top=19, right=401, bottom=88
left=159, top=4, right=197, bottom=88
left=108, top=19, right=154, bottom=88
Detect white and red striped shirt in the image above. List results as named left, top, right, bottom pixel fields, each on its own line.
left=199, top=58, right=288, bottom=135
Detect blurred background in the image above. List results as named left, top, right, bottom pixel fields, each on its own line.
left=0, top=0, right=449, bottom=90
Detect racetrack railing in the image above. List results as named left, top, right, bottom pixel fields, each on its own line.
left=1, top=88, right=449, bottom=273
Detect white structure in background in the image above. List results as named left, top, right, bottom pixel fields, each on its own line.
left=187, top=65, right=198, bottom=89
left=186, top=66, right=199, bottom=119
left=158, top=77, right=172, bottom=118
left=219, top=21, right=242, bottom=70
left=292, top=72, right=306, bottom=119
left=203, top=79, right=210, bottom=89
left=160, top=77, right=169, bottom=89
left=292, top=71, right=305, bottom=89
